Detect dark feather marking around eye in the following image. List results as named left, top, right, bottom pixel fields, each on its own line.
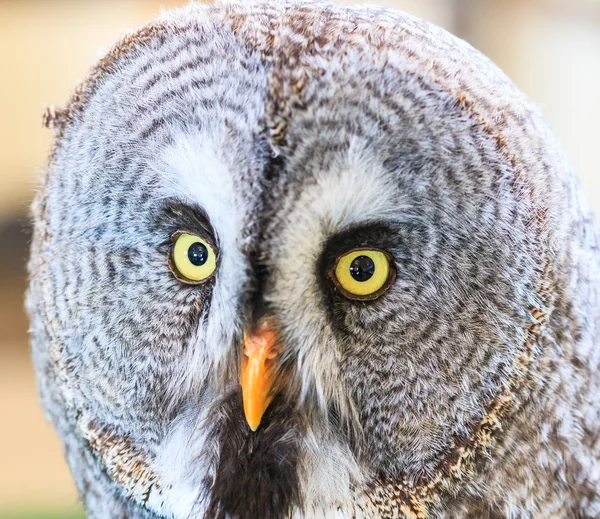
left=319, top=222, right=407, bottom=283
left=159, top=200, right=218, bottom=249
left=317, top=223, right=408, bottom=337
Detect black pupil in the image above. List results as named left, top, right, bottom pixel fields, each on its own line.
left=349, top=255, right=375, bottom=282
left=188, top=242, right=209, bottom=266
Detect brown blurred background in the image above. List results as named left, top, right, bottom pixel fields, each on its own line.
left=1, top=0, right=599, bottom=517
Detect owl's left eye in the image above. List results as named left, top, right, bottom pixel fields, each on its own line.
left=330, top=248, right=396, bottom=300
left=169, top=232, right=217, bottom=284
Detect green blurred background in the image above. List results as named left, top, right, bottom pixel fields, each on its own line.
left=1, top=0, right=599, bottom=517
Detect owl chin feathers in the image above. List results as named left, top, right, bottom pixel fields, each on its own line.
left=149, top=389, right=364, bottom=519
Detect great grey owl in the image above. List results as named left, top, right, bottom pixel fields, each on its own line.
left=27, top=1, right=600, bottom=518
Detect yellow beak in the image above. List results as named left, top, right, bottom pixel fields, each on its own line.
left=240, top=320, right=280, bottom=431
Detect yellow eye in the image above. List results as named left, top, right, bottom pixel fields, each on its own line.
left=169, top=233, right=217, bottom=284
left=332, top=249, right=395, bottom=300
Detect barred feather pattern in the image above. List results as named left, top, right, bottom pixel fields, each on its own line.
left=28, top=1, right=600, bottom=518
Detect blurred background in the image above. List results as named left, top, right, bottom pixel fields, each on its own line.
left=1, top=0, right=599, bottom=517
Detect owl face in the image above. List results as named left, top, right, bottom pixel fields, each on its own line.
left=29, top=2, right=545, bottom=517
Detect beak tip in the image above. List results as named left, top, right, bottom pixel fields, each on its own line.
left=244, top=406, right=263, bottom=432
left=245, top=411, right=263, bottom=432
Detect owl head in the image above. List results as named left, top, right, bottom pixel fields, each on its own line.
left=28, top=1, right=579, bottom=518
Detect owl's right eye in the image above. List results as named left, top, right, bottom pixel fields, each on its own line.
left=169, top=232, right=217, bottom=284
